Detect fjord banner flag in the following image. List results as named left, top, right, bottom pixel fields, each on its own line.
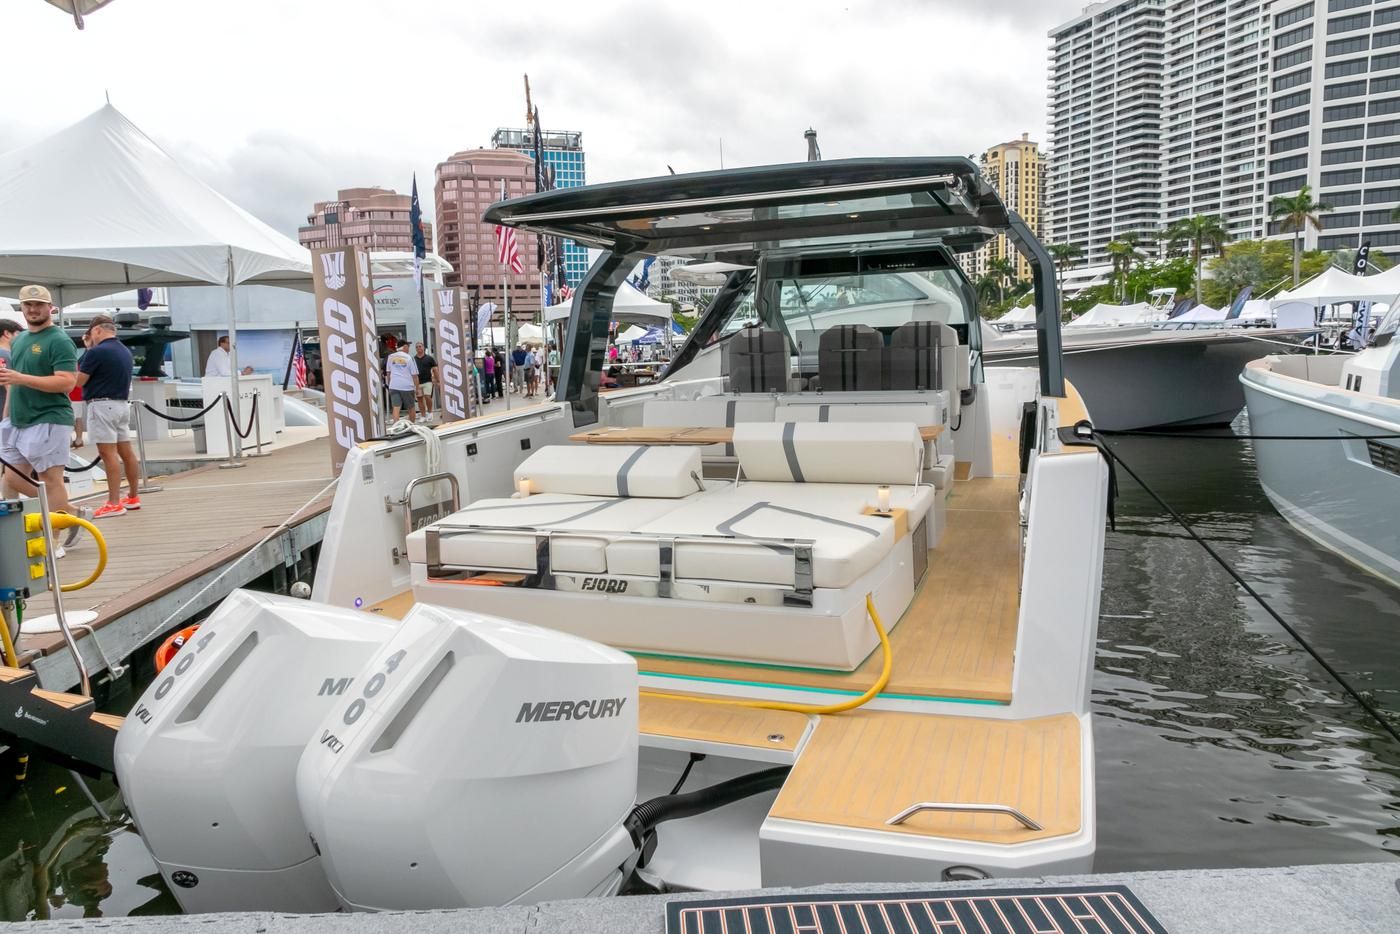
left=432, top=286, right=471, bottom=421
left=1354, top=241, right=1371, bottom=275
left=312, top=246, right=384, bottom=475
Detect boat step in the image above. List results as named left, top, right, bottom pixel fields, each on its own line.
left=0, top=665, right=121, bottom=775
left=640, top=692, right=808, bottom=758
left=768, top=709, right=1082, bottom=845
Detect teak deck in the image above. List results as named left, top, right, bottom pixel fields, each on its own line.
left=768, top=710, right=1081, bottom=844
left=17, top=440, right=335, bottom=668
left=634, top=475, right=1021, bottom=703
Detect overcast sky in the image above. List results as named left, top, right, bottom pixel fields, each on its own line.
left=3, top=0, right=1087, bottom=237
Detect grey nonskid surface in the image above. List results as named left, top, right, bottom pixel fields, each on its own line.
left=8, top=864, right=1398, bottom=933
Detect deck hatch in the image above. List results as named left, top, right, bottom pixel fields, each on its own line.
left=666, top=886, right=1166, bottom=934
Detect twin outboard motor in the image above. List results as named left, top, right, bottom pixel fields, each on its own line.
left=116, top=590, right=640, bottom=914
left=113, top=591, right=389, bottom=913
left=297, top=603, right=639, bottom=910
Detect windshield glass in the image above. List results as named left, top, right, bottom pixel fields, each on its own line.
left=773, top=270, right=968, bottom=358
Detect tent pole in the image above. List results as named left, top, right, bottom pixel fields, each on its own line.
left=222, top=248, right=245, bottom=468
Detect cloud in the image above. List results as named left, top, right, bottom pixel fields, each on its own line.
left=1, top=0, right=1089, bottom=238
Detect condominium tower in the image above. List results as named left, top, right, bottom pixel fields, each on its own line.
left=492, top=127, right=589, bottom=286
left=433, top=148, right=542, bottom=316
left=1049, top=0, right=1400, bottom=271
left=298, top=187, right=434, bottom=254
left=968, top=134, right=1045, bottom=282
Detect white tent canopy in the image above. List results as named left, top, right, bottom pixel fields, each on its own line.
left=0, top=104, right=311, bottom=304
left=544, top=283, right=673, bottom=324
left=1272, top=266, right=1399, bottom=307
left=999, top=304, right=1036, bottom=325
left=1173, top=304, right=1225, bottom=322
left=1066, top=302, right=1153, bottom=327
left=616, top=324, right=648, bottom=343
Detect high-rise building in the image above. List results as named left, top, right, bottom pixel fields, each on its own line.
left=1264, top=0, right=1400, bottom=253
left=968, top=134, right=1045, bottom=282
left=298, top=187, right=433, bottom=253
left=1049, top=0, right=1400, bottom=272
left=492, top=127, right=589, bottom=287
left=433, top=149, right=541, bottom=316
left=1047, top=0, right=1167, bottom=268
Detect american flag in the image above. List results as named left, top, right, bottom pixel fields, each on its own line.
left=292, top=339, right=307, bottom=389
left=495, top=224, right=524, bottom=275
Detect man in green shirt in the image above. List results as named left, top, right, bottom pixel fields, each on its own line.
left=0, top=285, right=78, bottom=521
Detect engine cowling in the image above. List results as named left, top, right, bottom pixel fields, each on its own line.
left=295, top=603, right=639, bottom=911
left=113, top=590, right=392, bottom=913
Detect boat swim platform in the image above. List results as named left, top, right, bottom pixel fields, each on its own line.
left=26, top=863, right=1397, bottom=932
left=15, top=438, right=335, bottom=691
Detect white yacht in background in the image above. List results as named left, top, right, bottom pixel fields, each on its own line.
left=1241, top=305, right=1400, bottom=587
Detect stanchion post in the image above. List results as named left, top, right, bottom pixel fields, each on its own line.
left=35, top=482, right=90, bottom=697
left=131, top=402, right=163, bottom=494
left=218, top=392, right=244, bottom=470
left=252, top=391, right=264, bottom=456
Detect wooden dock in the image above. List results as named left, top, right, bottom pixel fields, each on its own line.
left=15, top=439, right=336, bottom=690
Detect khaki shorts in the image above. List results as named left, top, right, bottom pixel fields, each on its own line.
left=417, top=380, right=433, bottom=397
left=0, top=421, right=73, bottom=473
left=87, top=399, right=132, bottom=445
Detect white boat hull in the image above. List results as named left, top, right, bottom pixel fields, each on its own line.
left=1241, top=360, right=1400, bottom=588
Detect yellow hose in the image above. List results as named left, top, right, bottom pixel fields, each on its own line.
left=640, top=593, right=893, bottom=716
left=0, top=609, right=19, bottom=667
left=48, top=514, right=108, bottom=592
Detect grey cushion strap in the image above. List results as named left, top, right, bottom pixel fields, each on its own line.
left=716, top=501, right=882, bottom=539
left=780, top=422, right=805, bottom=482
left=725, top=399, right=737, bottom=457
left=614, top=447, right=648, bottom=496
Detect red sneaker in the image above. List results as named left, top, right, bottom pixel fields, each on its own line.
left=121, top=496, right=142, bottom=511
left=93, top=501, right=126, bottom=519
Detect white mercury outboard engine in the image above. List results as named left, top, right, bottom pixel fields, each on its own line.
left=296, top=603, right=639, bottom=911
left=114, top=590, right=392, bottom=913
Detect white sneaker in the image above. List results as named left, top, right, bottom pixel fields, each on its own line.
left=53, top=544, right=66, bottom=560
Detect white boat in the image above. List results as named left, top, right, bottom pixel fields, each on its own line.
left=98, top=158, right=1113, bottom=913
left=1241, top=306, right=1400, bottom=587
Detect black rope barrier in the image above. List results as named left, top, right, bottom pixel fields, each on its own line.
left=65, top=452, right=103, bottom=474
left=1067, top=420, right=1400, bottom=747
left=223, top=393, right=259, bottom=440
left=139, top=395, right=223, bottom=424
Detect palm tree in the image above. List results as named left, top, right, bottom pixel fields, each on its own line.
left=1105, top=237, right=1140, bottom=302
left=974, top=275, right=1001, bottom=305
left=1270, top=185, right=1331, bottom=287
left=987, top=257, right=1018, bottom=304
left=1166, top=214, right=1228, bottom=304
left=1048, top=242, right=1083, bottom=296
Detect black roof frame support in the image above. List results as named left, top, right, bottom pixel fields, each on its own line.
left=1005, top=209, right=1065, bottom=398
left=555, top=244, right=644, bottom=427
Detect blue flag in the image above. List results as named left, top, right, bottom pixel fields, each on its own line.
left=1225, top=286, right=1252, bottom=320
left=410, top=174, right=426, bottom=288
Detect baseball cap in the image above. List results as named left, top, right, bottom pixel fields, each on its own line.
left=18, top=284, right=53, bottom=304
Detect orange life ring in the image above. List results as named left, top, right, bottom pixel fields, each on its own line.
left=154, top=626, right=200, bottom=674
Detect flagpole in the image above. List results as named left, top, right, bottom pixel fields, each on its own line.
left=282, top=323, right=299, bottom=391
left=501, top=178, right=511, bottom=412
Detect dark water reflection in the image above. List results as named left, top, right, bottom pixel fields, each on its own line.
left=1093, top=426, right=1400, bottom=870
left=1, top=425, right=1397, bottom=918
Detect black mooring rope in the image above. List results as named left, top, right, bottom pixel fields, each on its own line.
left=1069, top=420, right=1400, bottom=747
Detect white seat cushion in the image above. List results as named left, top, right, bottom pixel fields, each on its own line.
left=407, top=494, right=690, bottom=574
left=516, top=444, right=704, bottom=499
left=774, top=400, right=947, bottom=427
left=643, top=397, right=778, bottom=457
left=733, top=422, right=923, bottom=485
left=623, top=482, right=935, bottom=588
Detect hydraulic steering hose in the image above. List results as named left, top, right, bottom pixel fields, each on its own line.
left=624, top=765, right=791, bottom=848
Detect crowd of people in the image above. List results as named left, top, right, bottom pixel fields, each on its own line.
left=0, top=285, right=144, bottom=558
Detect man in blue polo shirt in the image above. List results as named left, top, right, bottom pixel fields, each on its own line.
left=76, top=316, right=141, bottom=518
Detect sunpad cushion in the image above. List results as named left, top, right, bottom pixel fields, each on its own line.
left=773, top=401, right=946, bottom=428
left=516, top=444, right=704, bottom=499
left=733, top=422, right=923, bottom=485
left=407, top=494, right=688, bottom=573
left=618, top=482, right=935, bottom=588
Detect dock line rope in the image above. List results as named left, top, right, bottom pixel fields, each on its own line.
left=1066, top=420, right=1400, bottom=747
left=1085, top=426, right=1400, bottom=441
left=126, top=473, right=341, bottom=655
